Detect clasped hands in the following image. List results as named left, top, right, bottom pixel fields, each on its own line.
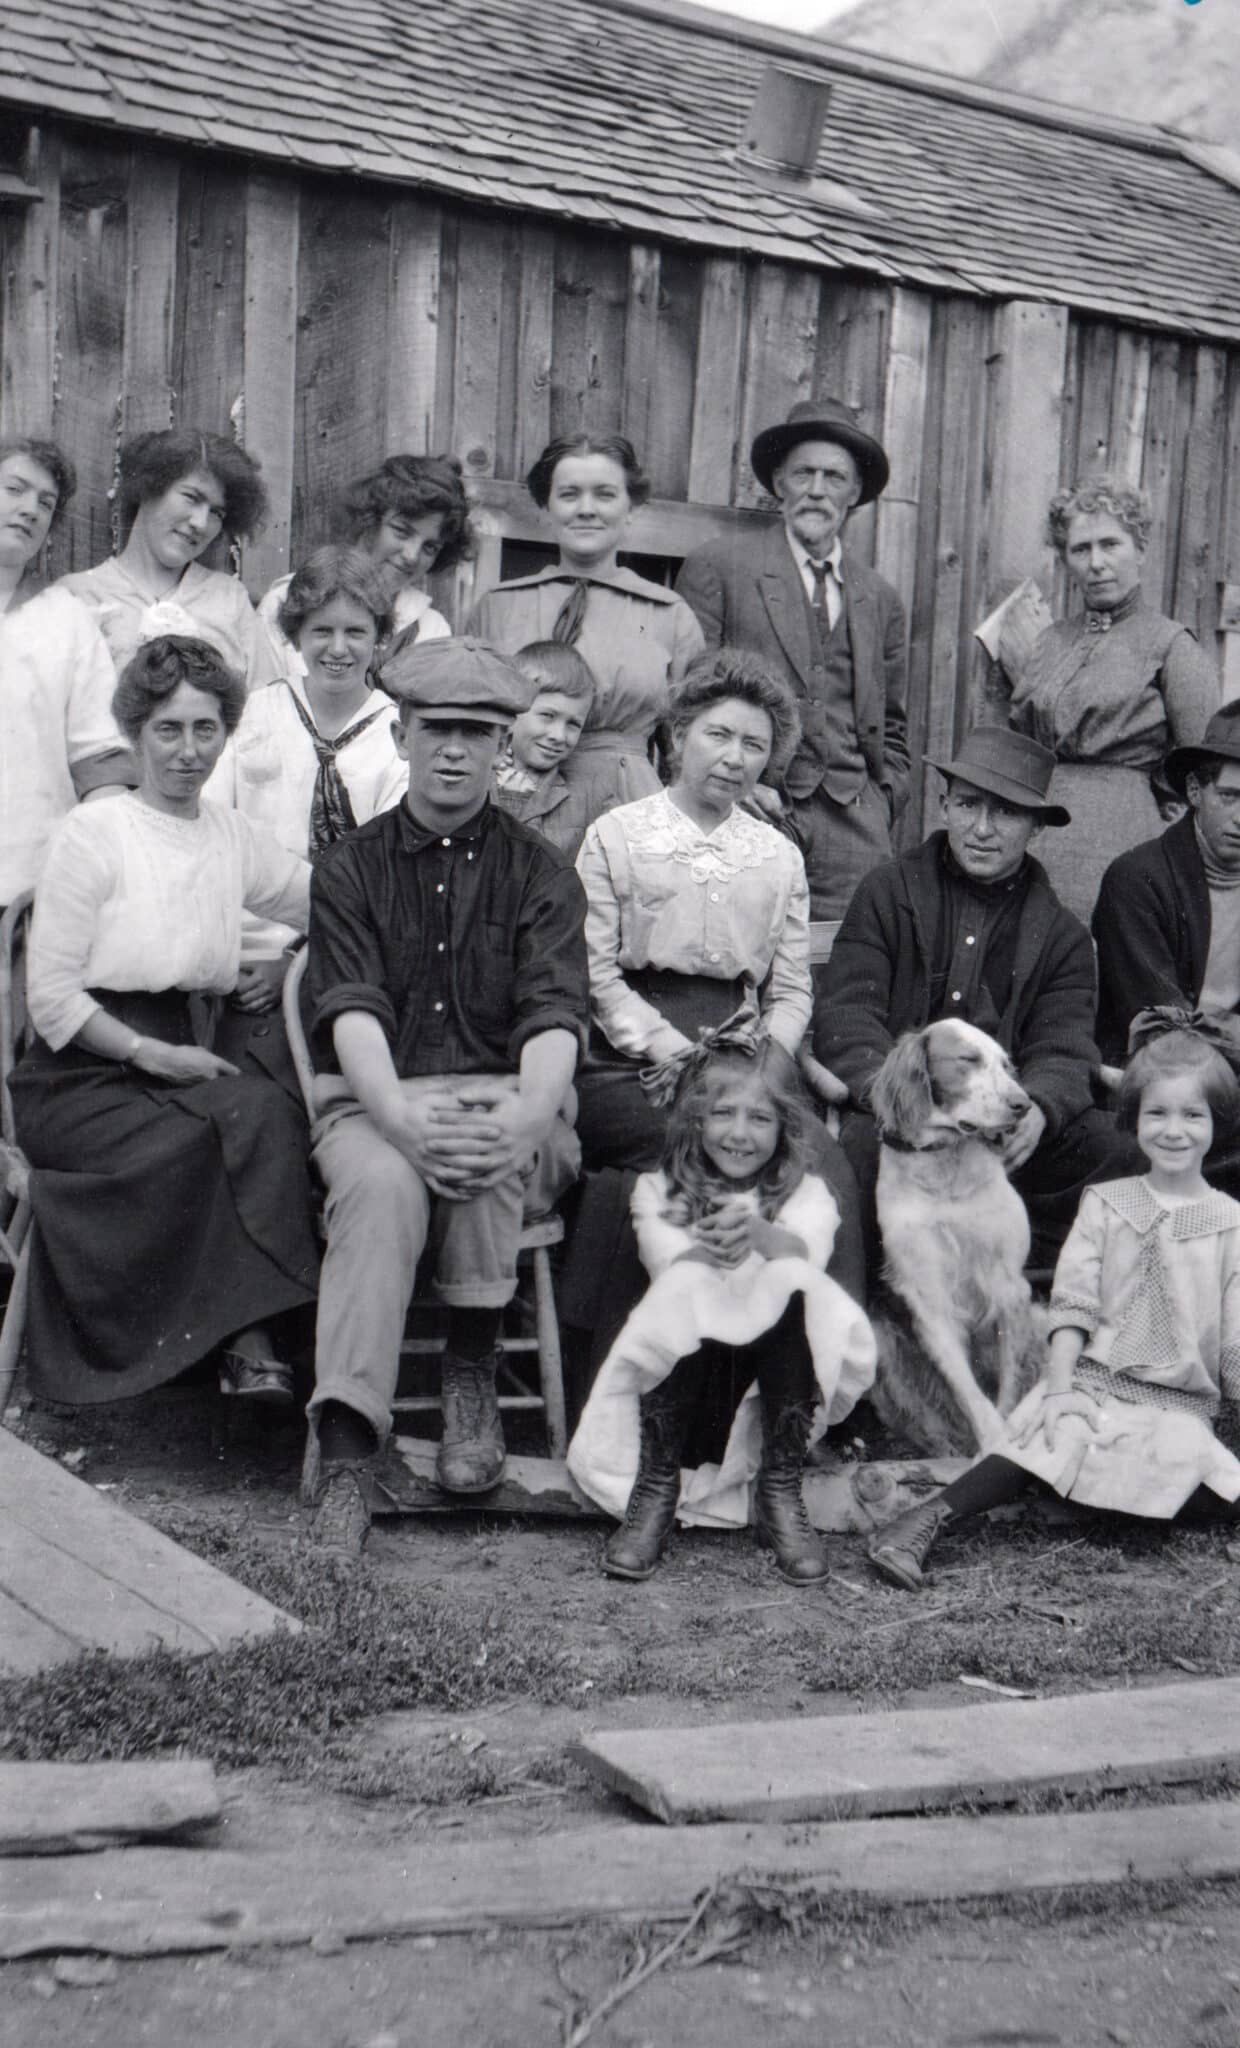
left=678, top=1198, right=772, bottom=1270
left=377, top=1080, right=547, bottom=1200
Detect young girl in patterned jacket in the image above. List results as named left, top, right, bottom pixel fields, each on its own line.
left=868, top=1021, right=1240, bottom=1589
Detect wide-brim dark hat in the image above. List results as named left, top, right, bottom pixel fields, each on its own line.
left=1164, top=705, right=1240, bottom=798
left=750, top=398, right=890, bottom=504
left=927, top=725, right=1071, bottom=826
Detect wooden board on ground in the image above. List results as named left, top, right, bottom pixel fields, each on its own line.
left=6, top=1801, right=1240, bottom=1957
left=0, top=1429, right=300, bottom=1675
left=0, top=1762, right=220, bottom=1856
left=382, top=1439, right=965, bottom=1530
left=573, top=1677, right=1240, bottom=1824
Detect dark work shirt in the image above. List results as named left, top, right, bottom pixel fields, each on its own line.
left=929, top=845, right=1033, bottom=1034
left=305, top=798, right=589, bottom=1078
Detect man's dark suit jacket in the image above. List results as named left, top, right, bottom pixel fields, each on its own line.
left=675, top=521, right=910, bottom=819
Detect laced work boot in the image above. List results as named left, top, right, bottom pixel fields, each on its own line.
left=437, top=1352, right=505, bottom=1493
left=311, top=1459, right=375, bottom=1564
left=867, top=1496, right=955, bottom=1590
left=602, top=1394, right=685, bottom=1581
left=754, top=1398, right=831, bottom=1584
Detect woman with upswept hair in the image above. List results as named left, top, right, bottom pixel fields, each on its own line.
left=11, top=635, right=318, bottom=1409
left=468, top=431, right=704, bottom=834
left=1003, top=473, right=1219, bottom=921
left=60, top=426, right=284, bottom=692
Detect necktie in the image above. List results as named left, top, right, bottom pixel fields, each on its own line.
left=809, top=559, right=839, bottom=631
left=551, top=578, right=591, bottom=646
left=287, top=690, right=386, bottom=859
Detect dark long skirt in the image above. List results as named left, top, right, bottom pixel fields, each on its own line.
left=10, top=990, right=319, bottom=1403
left=561, top=970, right=864, bottom=1411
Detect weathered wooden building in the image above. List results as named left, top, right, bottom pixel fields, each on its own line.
left=4, top=0, right=1240, bottom=835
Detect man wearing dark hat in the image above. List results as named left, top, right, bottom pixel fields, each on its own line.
left=813, top=727, right=1138, bottom=1274
left=675, top=398, right=908, bottom=924
left=1095, top=706, right=1240, bottom=1077
left=302, top=637, right=589, bottom=1559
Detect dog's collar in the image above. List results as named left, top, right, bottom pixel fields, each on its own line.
left=879, top=1131, right=955, bottom=1154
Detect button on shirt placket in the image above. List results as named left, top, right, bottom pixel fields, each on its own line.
left=426, top=839, right=453, bottom=1046
left=704, top=873, right=725, bottom=969
left=945, top=908, right=986, bottom=1012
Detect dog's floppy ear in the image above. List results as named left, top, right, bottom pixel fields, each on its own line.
left=871, top=1030, right=934, bottom=1141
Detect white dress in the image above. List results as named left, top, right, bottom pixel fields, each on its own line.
left=567, top=1171, right=876, bottom=1528
left=204, top=677, right=406, bottom=956
left=27, top=794, right=311, bottom=1050
left=1003, top=1176, right=1240, bottom=1516
left=0, top=586, right=131, bottom=902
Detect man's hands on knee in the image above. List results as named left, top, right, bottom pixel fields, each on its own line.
left=374, top=1086, right=536, bottom=1200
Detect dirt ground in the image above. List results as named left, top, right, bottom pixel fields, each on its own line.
left=6, top=1386, right=1240, bottom=2048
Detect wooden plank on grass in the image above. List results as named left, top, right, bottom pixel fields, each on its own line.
left=382, top=1440, right=964, bottom=1528
left=8, top=1802, right=1240, bottom=1956
left=0, top=1429, right=299, bottom=1675
left=573, top=1677, right=1240, bottom=1824
left=0, top=1762, right=220, bottom=1857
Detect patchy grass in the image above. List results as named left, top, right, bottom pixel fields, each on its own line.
left=0, top=1523, right=634, bottom=1781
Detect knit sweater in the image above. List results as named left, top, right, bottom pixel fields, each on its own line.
left=813, top=832, right=1100, bottom=1136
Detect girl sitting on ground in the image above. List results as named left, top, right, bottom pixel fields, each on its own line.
left=567, top=1020, right=875, bottom=1585
left=868, top=1021, right=1240, bottom=1590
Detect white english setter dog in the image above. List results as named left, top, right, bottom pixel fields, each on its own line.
left=868, top=1019, right=1044, bottom=1456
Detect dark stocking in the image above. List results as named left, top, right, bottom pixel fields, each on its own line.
left=936, top=1454, right=1035, bottom=1522
left=1180, top=1486, right=1240, bottom=1524
left=447, top=1306, right=503, bottom=1363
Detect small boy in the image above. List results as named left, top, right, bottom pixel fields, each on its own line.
left=492, top=640, right=595, bottom=857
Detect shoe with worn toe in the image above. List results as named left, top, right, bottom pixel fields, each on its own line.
left=436, top=1353, right=506, bottom=1493
left=311, top=1460, right=374, bottom=1562
left=219, top=1352, right=295, bottom=1405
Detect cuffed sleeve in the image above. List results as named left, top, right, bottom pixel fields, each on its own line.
left=70, top=747, right=139, bottom=796
left=1047, top=1188, right=1105, bottom=1337
left=26, top=811, right=113, bottom=1049
left=762, top=857, right=812, bottom=1054
left=508, top=852, right=590, bottom=1063
left=577, top=823, right=686, bottom=1059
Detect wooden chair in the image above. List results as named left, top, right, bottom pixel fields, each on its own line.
left=0, top=892, right=34, bottom=1421
left=281, top=948, right=568, bottom=1501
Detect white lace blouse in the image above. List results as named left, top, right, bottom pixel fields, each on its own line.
left=576, top=789, right=812, bottom=1060
left=28, top=794, right=311, bottom=1050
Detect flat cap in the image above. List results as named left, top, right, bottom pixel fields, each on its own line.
left=378, top=635, right=534, bottom=722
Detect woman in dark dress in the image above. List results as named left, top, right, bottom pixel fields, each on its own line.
left=12, top=636, right=319, bottom=1406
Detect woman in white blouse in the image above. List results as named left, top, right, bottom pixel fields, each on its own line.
left=11, top=636, right=319, bottom=1408
left=206, top=546, right=403, bottom=1071
left=563, top=650, right=863, bottom=1364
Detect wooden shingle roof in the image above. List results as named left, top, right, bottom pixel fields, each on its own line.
left=6, top=0, right=1239, bottom=341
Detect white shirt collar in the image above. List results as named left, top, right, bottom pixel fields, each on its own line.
left=786, top=532, right=843, bottom=578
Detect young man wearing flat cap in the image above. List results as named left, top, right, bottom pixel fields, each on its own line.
left=1096, top=708, right=1240, bottom=1134
left=675, top=398, right=909, bottom=927
left=302, top=636, right=589, bottom=1559
left=814, top=727, right=1139, bottom=1277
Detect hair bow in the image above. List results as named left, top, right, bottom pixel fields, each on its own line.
left=1127, top=1005, right=1240, bottom=1070
left=638, top=999, right=766, bottom=1110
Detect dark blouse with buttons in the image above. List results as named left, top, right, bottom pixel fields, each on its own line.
left=304, top=798, right=589, bottom=1078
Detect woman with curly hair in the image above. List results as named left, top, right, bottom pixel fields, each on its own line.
left=60, top=427, right=284, bottom=692
left=206, top=546, right=402, bottom=1061
left=259, top=453, right=472, bottom=672
left=1004, top=474, right=1219, bottom=920
left=561, top=648, right=863, bottom=1388
left=11, top=636, right=319, bottom=1407
left=468, top=432, right=704, bottom=832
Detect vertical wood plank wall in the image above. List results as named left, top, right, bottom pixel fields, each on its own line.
left=4, top=123, right=1239, bottom=841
